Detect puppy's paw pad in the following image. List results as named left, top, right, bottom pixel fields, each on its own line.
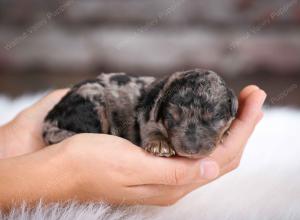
left=145, top=140, right=175, bottom=157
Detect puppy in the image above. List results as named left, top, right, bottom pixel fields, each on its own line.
left=43, top=69, right=238, bottom=158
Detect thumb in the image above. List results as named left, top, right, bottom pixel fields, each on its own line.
left=135, top=154, right=220, bottom=186
left=30, top=89, right=69, bottom=115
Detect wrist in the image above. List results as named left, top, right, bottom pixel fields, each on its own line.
left=0, top=124, right=12, bottom=159
left=0, top=122, right=24, bottom=159
left=0, top=143, right=79, bottom=209
left=0, top=118, right=43, bottom=159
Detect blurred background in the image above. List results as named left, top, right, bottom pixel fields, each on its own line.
left=0, top=0, right=299, bottom=107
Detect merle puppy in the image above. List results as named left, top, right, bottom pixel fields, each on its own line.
left=43, top=69, right=238, bottom=158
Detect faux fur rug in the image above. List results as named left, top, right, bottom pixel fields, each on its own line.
left=0, top=94, right=300, bottom=220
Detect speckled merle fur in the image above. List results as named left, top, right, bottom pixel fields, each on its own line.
left=43, top=69, right=238, bottom=158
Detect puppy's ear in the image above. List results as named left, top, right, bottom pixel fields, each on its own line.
left=137, top=76, right=169, bottom=122
left=227, top=88, right=238, bottom=117
left=152, top=71, right=190, bottom=121
left=152, top=81, right=171, bottom=122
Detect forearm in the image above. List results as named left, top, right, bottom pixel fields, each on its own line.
left=0, top=122, right=23, bottom=159
left=0, top=125, right=10, bottom=159
left=0, top=121, right=43, bottom=159
left=0, top=143, right=78, bottom=210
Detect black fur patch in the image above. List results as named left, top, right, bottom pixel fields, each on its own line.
left=110, top=74, right=131, bottom=86
left=73, top=79, right=105, bottom=89
left=133, top=119, right=141, bottom=145
left=137, top=78, right=167, bottom=121
left=46, top=92, right=101, bottom=134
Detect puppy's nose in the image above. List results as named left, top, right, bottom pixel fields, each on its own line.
left=184, top=136, right=202, bottom=154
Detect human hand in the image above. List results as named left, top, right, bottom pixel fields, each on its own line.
left=0, top=89, right=68, bottom=159
left=60, top=85, right=266, bottom=206
left=0, top=85, right=265, bottom=206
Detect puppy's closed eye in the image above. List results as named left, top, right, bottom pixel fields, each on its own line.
left=167, top=104, right=182, bottom=121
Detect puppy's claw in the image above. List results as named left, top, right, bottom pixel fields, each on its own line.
left=145, top=140, right=175, bottom=157
left=220, top=129, right=231, bottom=144
left=161, top=147, right=169, bottom=154
left=225, top=129, right=230, bottom=136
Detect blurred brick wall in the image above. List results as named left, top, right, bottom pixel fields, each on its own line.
left=0, top=0, right=300, bottom=106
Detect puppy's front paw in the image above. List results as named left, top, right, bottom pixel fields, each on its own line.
left=144, top=139, right=175, bottom=157
left=220, top=129, right=230, bottom=144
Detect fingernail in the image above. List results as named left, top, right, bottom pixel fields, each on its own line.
left=259, top=90, right=267, bottom=107
left=200, top=160, right=219, bottom=180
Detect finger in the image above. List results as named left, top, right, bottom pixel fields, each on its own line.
left=239, top=85, right=260, bottom=103
left=77, top=134, right=218, bottom=186
left=30, top=89, right=69, bottom=116
left=124, top=149, right=220, bottom=186
left=91, top=134, right=220, bottom=186
left=19, top=89, right=69, bottom=126
left=237, top=85, right=260, bottom=118
left=210, top=89, right=267, bottom=168
left=237, top=89, right=266, bottom=124
left=14, top=89, right=69, bottom=144
left=220, top=109, right=264, bottom=174
left=214, top=89, right=266, bottom=167
left=256, top=111, right=264, bottom=124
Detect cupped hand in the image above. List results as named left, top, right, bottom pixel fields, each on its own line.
left=58, top=85, right=266, bottom=206
left=0, top=86, right=266, bottom=206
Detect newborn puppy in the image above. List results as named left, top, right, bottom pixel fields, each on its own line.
left=43, top=69, right=238, bottom=158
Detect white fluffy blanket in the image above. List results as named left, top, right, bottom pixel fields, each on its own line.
left=0, top=94, right=300, bottom=220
